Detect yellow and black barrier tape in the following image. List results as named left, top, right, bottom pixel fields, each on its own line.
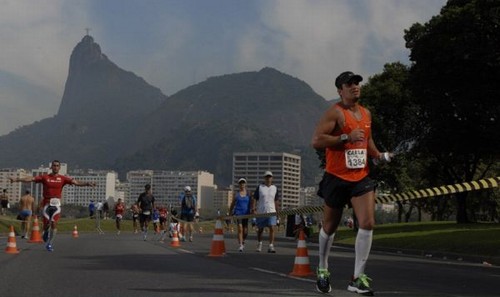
left=375, top=176, right=499, bottom=204
left=223, top=176, right=500, bottom=221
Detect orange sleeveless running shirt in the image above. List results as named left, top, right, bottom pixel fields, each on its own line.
left=325, top=103, right=371, bottom=182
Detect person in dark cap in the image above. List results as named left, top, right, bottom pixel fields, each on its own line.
left=311, top=71, right=393, bottom=295
left=334, top=71, right=363, bottom=89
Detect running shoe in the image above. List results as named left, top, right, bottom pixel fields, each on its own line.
left=268, top=244, right=276, bottom=253
left=46, top=244, right=54, bottom=252
left=238, top=244, right=244, bottom=252
left=316, top=268, right=332, bottom=293
left=347, top=274, right=374, bottom=296
left=256, top=242, right=262, bottom=252
left=189, top=235, right=193, bottom=242
left=42, top=230, right=49, bottom=242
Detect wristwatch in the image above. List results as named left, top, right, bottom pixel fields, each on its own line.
left=340, top=134, right=349, bottom=143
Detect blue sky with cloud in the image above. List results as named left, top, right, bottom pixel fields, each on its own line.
left=0, top=0, right=446, bottom=136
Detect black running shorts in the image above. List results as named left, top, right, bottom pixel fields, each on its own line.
left=317, top=172, right=377, bottom=209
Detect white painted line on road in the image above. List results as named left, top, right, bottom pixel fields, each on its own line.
left=250, top=267, right=315, bottom=283
left=178, top=248, right=195, bottom=254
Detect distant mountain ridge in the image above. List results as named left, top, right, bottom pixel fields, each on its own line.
left=0, top=36, right=328, bottom=185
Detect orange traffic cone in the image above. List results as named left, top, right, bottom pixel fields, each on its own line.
left=290, top=229, right=313, bottom=276
left=28, top=216, right=43, bottom=243
left=72, top=225, right=79, bottom=238
left=5, top=225, right=20, bottom=254
left=170, top=230, right=181, bottom=247
left=208, top=219, right=226, bottom=257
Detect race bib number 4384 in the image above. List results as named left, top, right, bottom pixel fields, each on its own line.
left=345, top=149, right=367, bottom=169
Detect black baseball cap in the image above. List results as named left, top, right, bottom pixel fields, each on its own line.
left=335, top=71, right=363, bottom=89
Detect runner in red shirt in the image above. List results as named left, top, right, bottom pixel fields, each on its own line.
left=10, top=160, right=95, bottom=252
left=114, top=198, right=126, bottom=235
left=158, top=206, right=168, bottom=242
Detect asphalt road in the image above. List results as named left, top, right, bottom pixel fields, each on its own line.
left=1, top=229, right=498, bottom=297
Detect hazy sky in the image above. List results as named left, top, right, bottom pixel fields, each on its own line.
left=0, top=0, right=446, bottom=136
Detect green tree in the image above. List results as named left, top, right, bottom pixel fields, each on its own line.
left=404, top=0, right=500, bottom=223
left=362, top=62, right=431, bottom=222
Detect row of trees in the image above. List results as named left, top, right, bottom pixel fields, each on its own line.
left=363, top=0, right=499, bottom=223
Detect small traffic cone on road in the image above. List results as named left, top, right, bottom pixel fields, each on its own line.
left=170, top=230, right=181, bottom=247
left=72, top=225, right=79, bottom=238
left=28, top=216, right=43, bottom=243
left=5, top=225, right=20, bottom=254
left=289, top=229, right=313, bottom=277
left=208, top=219, right=226, bottom=257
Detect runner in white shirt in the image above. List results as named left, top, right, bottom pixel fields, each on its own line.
left=253, top=171, right=280, bottom=253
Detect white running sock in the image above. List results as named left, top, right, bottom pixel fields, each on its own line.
left=318, top=228, right=335, bottom=270
left=354, top=228, right=373, bottom=278
left=48, top=228, right=57, bottom=245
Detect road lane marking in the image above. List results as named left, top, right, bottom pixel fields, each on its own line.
left=250, top=267, right=315, bottom=283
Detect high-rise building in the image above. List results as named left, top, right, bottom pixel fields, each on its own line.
left=301, top=186, right=322, bottom=206
left=126, top=170, right=154, bottom=206
left=1, top=163, right=68, bottom=206
left=210, top=186, right=233, bottom=217
left=0, top=168, right=28, bottom=204
left=2, top=163, right=118, bottom=207
left=63, top=169, right=118, bottom=206
left=115, top=180, right=130, bottom=205
left=127, top=170, right=215, bottom=213
left=232, top=152, right=301, bottom=209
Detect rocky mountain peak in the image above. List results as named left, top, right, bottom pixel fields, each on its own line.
left=57, top=35, right=165, bottom=122
left=69, top=35, right=107, bottom=68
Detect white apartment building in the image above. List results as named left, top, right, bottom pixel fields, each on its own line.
left=232, top=152, right=301, bottom=209
left=1, top=163, right=118, bottom=208
left=127, top=170, right=215, bottom=213
left=127, top=170, right=154, bottom=205
left=63, top=169, right=117, bottom=206
left=207, top=186, right=233, bottom=217
left=301, top=186, right=323, bottom=207
left=115, top=180, right=130, bottom=204
left=0, top=168, right=29, bottom=204
left=1, top=163, right=69, bottom=205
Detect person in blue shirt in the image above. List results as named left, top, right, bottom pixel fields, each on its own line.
left=229, top=178, right=252, bottom=252
left=152, top=207, right=161, bottom=234
left=88, top=200, right=95, bottom=218
left=179, top=186, right=197, bottom=242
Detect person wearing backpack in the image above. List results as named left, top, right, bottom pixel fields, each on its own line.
left=179, top=186, right=197, bottom=242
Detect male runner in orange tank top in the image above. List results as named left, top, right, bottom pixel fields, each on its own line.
left=312, top=71, right=393, bottom=295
